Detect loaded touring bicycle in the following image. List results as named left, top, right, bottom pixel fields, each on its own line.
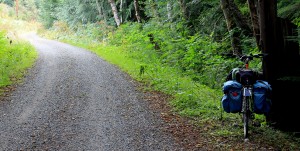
left=221, top=53, right=272, bottom=139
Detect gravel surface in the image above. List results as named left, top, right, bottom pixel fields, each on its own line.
left=0, top=34, right=185, bottom=151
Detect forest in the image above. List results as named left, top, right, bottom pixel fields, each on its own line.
left=0, top=0, right=300, bottom=149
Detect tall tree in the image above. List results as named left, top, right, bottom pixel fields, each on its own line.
left=119, top=0, right=124, bottom=23
left=220, top=0, right=242, bottom=55
left=220, top=0, right=252, bottom=55
left=134, top=0, right=141, bottom=23
left=108, top=0, right=121, bottom=26
left=247, top=0, right=261, bottom=50
left=247, top=0, right=300, bottom=131
left=167, top=2, right=172, bottom=21
left=15, top=0, right=18, bottom=18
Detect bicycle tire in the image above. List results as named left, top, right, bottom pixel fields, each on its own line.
left=243, top=96, right=250, bottom=139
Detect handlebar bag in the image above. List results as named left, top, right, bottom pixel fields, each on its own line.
left=253, top=80, right=272, bottom=114
left=221, top=80, right=243, bottom=113
left=237, top=69, right=256, bottom=85
left=226, top=68, right=261, bottom=84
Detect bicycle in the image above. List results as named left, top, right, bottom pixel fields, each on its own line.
left=222, top=53, right=271, bottom=139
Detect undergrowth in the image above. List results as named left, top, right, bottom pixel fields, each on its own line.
left=0, top=30, right=37, bottom=92
left=0, top=4, right=38, bottom=95
left=39, top=21, right=300, bottom=150
left=1, top=2, right=299, bottom=150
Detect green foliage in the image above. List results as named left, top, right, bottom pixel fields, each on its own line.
left=0, top=0, right=14, bottom=6
left=41, top=9, right=300, bottom=148
left=38, top=20, right=115, bottom=47
left=278, top=0, right=300, bottom=26
left=0, top=0, right=299, bottom=148
left=55, top=0, right=100, bottom=27
left=36, top=0, right=60, bottom=28
left=0, top=30, right=37, bottom=87
left=45, top=18, right=262, bottom=118
left=17, top=0, right=38, bottom=21
left=38, top=0, right=268, bottom=126
left=234, top=0, right=249, bottom=15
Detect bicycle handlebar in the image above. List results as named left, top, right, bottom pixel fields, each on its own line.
left=222, top=53, right=268, bottom=63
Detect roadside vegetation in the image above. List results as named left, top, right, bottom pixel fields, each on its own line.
left=1, top=0, right=300, bottom=150
left=0, top=3, right=38, bottom=95
left=39, top=19, right=300, bottom=151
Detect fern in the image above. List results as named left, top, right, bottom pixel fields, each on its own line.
left=278, top=0, right=300, bottom=21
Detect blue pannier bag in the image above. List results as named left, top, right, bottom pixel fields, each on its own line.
left=221, top=80, right=243, bottom=113
left=253, top=80, right=272, bottom=114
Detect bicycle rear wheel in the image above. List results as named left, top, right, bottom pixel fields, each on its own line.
left=243, top=96, right=250, bottom=139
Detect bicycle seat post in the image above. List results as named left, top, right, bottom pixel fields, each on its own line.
left=244, top=58, right=250, bottom=69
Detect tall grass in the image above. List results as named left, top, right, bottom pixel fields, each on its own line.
left=0, top=3, right=38, bottom=93
left=0, top=31, right=37, bottom=89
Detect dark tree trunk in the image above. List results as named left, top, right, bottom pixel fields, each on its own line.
left=134, top=0, right=141, bottom=23
left=258, top=0, right=277, bottom=81
left=220, top=0, right=242, bottom=56
left=247, top=0, right=261, bottom=50
left=256, top=0, right=300, bottom=131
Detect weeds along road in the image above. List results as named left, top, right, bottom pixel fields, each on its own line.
left=0, top=34, right=184, bottom=150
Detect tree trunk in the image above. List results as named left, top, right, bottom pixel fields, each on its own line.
left=247, top=0, right=261, bottom=50
left=108, top=0, right=121, bottom=27
left=134, top=0, right=141, bottom=23
left=15, top=0, right=19, bottom=18
left=120, top=0, right=124, bottom=23
left=220, top=0, right=242, bottom=56
left=258, top=0, right=277, bottom=81
left=229, top=0, right=252, bottom=35
left=120, top=0, right=123, bottom=23
left=167, top=2, right=172, bottom=21
left=256, top=0, right=300, bottom=132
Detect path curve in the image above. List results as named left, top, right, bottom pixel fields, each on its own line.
left=0, top=34, right=184, bottom=150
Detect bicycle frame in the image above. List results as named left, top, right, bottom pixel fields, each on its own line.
left=241, top=56, right=255, bottom=139
left=222, top=53, right=268, bottom=139
left=243, top=87, right=252, bottom=97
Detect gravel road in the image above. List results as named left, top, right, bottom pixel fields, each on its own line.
left=0, top=34, right=184, bottom=151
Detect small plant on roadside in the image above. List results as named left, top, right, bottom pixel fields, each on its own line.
left=0, top=30, right=37, bottom=88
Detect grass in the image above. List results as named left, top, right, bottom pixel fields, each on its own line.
left=0, top=4, right=39, bottom=95
left=1, top=2, right=298, bottom=149
left=39, top=29, right=300, bottom=150
left=0, top=31, right=37, bottom=91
